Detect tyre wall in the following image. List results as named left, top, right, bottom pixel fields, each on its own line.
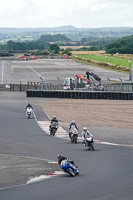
left=26, top=90, right=133, bottom=100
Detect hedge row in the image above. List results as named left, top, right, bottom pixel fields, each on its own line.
left=26, top=90, right=133, bottom=100
left=72, top=56, right=130, bottom=72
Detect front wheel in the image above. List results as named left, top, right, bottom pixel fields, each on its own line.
left=74, top=135, right=77, bottom=144
left=71, top=137, right=74, bottom=143
left=89, top=143, right=94, bottom=151
left=91, top=144, right=94, bottom=151
left=51, top=128, right=57, bottom=136
left=50, top=131, right=52, bottom=135
left=76, top=169, right=79, bottom=175
left=67, top=169, right=75, bottom=177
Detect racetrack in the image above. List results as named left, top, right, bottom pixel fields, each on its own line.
left=0, top=59, right=133, bottom=200
left=0, top=99, right=133, bottom=200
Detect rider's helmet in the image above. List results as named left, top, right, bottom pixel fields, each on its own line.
left=57, top=154, right=62, bottom=160
left=72, top=120, right=75, bottom=124
left=53, top=116, right=56, bottom=119
left=83, top=127, right=87, bottom=132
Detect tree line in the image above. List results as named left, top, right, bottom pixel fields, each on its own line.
left=0, top=40, right=60, bottom=54
left=106, top=35, right=133, bottom=54
left=0, top=33, right=133, bottom=55
left=0, top=34, right=115, bottom=52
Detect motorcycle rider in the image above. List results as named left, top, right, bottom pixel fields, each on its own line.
left=81, top=127, right=93, bottom=143
left=50, top=116, right=58, bottom=124
left=26, top=103, right=33, bottom=110
left=57, top=154, right=76, bottom=166
left=69, top=120, right=79, bottom=138
left=49, top=116, right=58, bottom=129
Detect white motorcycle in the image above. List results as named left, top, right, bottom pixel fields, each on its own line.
left=84, top=136, right=94, bottom=151
left=70, top=128, right=79, bottom=144
left=26, top=107, right=33, bottom=119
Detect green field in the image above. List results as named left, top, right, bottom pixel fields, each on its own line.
left=77, top=54, right=133, bottom=68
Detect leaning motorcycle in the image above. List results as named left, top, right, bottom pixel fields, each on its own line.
left=26, top=107, right=33, bottom=119
left=50, top=122, right=58, bottom=136
left=70, top=128, right=78, bottom=144
left=84, top=136, right=94, bottom=151
left=60, top=160, right=79, bottom=177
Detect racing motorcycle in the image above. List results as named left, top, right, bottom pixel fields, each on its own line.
left=70, top=128, right=79, bottom=143
left=50, top=121, right=58, bottom=136
left=60, top=160, right=79, bottom=177
left=84, top=136, right=94, bottom=151
left=26, top=107, right=33, bottom=119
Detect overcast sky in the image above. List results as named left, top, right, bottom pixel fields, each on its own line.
left=0, top=0, right=133, bottom=28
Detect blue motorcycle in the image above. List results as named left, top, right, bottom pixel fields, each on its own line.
left=60, top=160, right=79, bottom=177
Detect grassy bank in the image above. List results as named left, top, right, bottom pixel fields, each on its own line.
left=77, top=54, right=132, bottom=68
left=72, top=55, right=130, bottom=73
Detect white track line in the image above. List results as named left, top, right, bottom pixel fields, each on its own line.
left=27, top=64, right=44, bottom=79
left=95, top=140, right=133, bottom=147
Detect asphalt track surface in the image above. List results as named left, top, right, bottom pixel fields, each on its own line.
left=0, top=59, right=133, bottom=199
left=0, top=101, right=133, bottom=200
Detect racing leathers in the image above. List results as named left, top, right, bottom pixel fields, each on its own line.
left=82, top=131, right=93, bottom=143
left=49, top=118, right=58, bottom=129
left=58, top=155, right=75, bottom=166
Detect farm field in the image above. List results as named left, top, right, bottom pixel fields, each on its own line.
left=71, top=50, right=105, bottom=55
left=60, top=46, right=91, bottom=50
left=76, top=54, right=133, bottom=68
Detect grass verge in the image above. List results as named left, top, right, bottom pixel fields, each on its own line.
left=72, top=56, right=130, bottom=74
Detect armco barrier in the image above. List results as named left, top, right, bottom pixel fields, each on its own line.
left=26, top=90, right=133, bottom=100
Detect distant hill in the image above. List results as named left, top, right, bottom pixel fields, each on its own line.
left=1, top=26, right=133, bottom=44
left=0, top=25, right=133, bottom=33
left=0, top=25, right=77, bottom=33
